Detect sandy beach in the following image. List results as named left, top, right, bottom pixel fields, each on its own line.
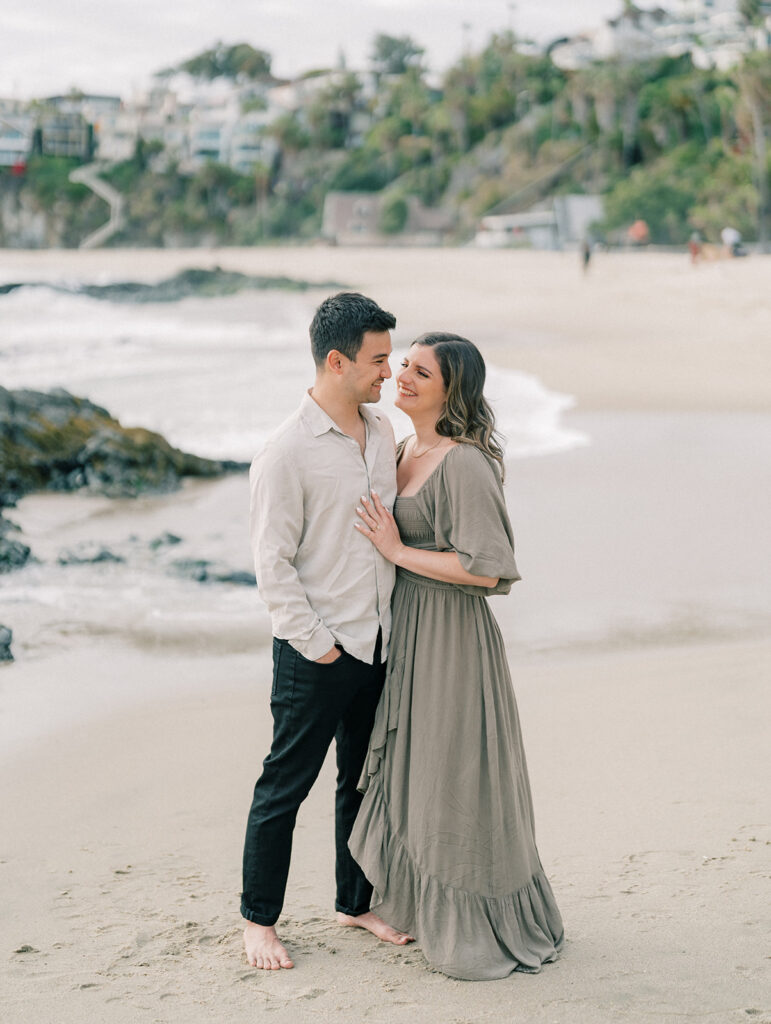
left=1, top=248, right=770, bottom=1023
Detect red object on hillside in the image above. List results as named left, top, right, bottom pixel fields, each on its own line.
left=11, top=159, right=26, bottom=177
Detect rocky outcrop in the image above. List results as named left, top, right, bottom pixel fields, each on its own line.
left=149, top=531, right=182, bottom=550
left=0, top=386, right=247, bottom=575
left=169, top=558, right=256, bottom=586
left=0, top=625, right=13, bottom=663
left=0, top=386, right=247, bottom=509
left=0, top=266, right=344, bottom=303
left=0, top=514, right=31, bottom=573
left=57, top=543, right=125, bottom=566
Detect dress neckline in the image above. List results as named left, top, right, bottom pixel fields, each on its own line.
left=396, top=442, right=459, bottom=499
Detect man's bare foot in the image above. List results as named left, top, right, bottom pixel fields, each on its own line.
left=243, top=922, right=294, bottom=969
left=336, top=910, right=414, bottom=945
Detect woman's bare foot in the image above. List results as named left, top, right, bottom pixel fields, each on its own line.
left=243, top=922, right=294, bottom=969
left=336, top=910, right=414, bottom=945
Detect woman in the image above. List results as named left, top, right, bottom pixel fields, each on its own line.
left=349, top=332, right=564, bottom=981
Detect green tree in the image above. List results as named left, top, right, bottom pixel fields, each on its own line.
left=267, top=113, right=310, bottom=155
left=737, top=52, right=771, bottom=250
left=175, top=42, right=271, bottom=80
left=739, top=0, right=762, bottom=26
left=307, top=72, right=363, bottom=149
left=371, top=34, right=424, bottom=75
left=379, top=193, right=409, bottom=233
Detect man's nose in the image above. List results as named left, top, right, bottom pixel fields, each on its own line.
left=381, top=360, right=392, bottom=379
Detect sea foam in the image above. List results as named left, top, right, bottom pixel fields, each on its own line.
left=0, top=285, right=587, bottom=461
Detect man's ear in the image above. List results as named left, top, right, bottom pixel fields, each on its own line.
left=325, top=349, right=346, bottom=375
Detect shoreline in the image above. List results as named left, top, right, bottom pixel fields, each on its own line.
left=3, top=408, right=771, bottom=754
left=2, top=248, right=770, bottom=412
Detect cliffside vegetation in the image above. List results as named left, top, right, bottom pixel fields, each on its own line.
left=1, top=31, right=769, bottom=246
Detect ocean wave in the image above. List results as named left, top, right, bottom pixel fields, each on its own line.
left=1, top=287, right=586, bottom=461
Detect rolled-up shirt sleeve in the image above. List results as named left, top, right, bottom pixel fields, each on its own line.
left=249, top=441, right=335, bottom=661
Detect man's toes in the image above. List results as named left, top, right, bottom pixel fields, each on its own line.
left=255, top=956, right=264, bottom=969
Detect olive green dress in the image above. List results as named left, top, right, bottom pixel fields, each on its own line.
left=349, top=443, right=564, bottom=981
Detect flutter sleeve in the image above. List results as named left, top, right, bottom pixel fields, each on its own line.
left=420, top=443, right=521, bottom=596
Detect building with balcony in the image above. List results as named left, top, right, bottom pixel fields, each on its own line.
left=0, top=113, right=33, bottom=167
left=550, top=0, right=770, bottom=71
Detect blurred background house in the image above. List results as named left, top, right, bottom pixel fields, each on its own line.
left=322, top=191, right=455, bottom=245
left=474, top=195, right=605, bottom=249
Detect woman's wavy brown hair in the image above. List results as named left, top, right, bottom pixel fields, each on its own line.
left=413, top=332, right=505, bottom=477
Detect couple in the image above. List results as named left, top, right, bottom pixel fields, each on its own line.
left=241, top=292, right=564, bottom=981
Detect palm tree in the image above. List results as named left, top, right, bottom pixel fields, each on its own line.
left=737, top=52, right=771, bottom=250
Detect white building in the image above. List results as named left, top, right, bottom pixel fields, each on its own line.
left=322, top=191, right=454, bottom=246
left=128, top=74, right=280, bottom=173
left=474, top=195, right=605, bottom=250
left=228, top=115, right=279, bottom=173
left=0, top=113, right=32, bottom=167
left=551, top=7, right=670, bottom=68
left=93, top=107, right=141, bottom=162
left=550, top=0, right=769, bottom=71
left=185, top=100, right=278, bottom=172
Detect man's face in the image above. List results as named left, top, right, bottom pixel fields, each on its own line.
left=343, top=330, right=392, bottom=404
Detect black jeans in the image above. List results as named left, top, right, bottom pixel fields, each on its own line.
left=241, top=635, right=385, bottom=926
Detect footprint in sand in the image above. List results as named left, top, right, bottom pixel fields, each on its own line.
left=292, top=988, right=325, bottom=1001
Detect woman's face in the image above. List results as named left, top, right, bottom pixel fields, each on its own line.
left=395, top=344, right=446, bottom=421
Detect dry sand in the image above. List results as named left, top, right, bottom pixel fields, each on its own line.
left=2, top=640, right=769, bottom=1024
left=1, top=248, right=770, bottom=1023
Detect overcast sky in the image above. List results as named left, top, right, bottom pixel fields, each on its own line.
left=3, top=0, right=662, bottom=99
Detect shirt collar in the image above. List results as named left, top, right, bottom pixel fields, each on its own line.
left=300, top=389, right=383, bottom=438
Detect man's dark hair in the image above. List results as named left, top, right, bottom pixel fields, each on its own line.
left=310, top=292, right=396, bottom=367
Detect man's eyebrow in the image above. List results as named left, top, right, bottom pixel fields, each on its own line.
left=371, top=351, right=391, bottom=360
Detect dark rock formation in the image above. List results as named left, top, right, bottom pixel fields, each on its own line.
left=57, top=543, right=125, bottom=566
left=0, top=386, right=247, bottom=509
left=0, top=514, right=31, bottom=573
left=0, top=625, right=13, bottom=662
left=0, top=386, right=247, bottom=575
left=149, top=531, right=182, bottom=550
left=0, top=266, right=345, bottom=303
left=169, top=558, right=256, bottom=586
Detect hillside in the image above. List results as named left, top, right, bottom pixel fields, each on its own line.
left=0, top=32, right=768, bottom=247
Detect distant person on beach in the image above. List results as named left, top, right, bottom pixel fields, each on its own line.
left=581, top=238, right=592, bottom=273
left=721, top=225, right=745, bottom=258
left=241, top=292, right=413, bottom=970
left=627, top=219, right=650, bottom=246
left=349, top=333, right=564, bottom=980
left=688, top=231, right=703, bottom=265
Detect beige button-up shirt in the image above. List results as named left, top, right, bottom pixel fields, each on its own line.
left=249, top=391, right=397, bottom=664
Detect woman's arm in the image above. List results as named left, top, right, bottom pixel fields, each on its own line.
left=354, top=493, right=499, bottom=589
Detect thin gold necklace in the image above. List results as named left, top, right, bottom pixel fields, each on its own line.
left=411, top=436, right=443, bottom=459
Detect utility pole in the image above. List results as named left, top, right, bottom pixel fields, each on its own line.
left=462, top=21, right=472, bottom=58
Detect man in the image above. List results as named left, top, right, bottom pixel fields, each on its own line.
left=242, top=292, right=413, bottom=970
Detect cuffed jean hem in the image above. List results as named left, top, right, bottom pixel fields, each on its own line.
left=334, top=899, right=372, bottom=917
left=241, top=901, right=279, bottom=926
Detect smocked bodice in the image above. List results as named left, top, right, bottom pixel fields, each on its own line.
left=393, top=495, right=436, bottom=550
